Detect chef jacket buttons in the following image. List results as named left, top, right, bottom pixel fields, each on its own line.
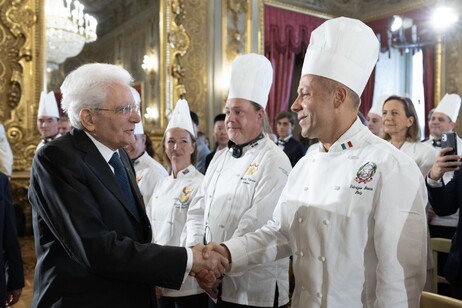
left=322, top=219, right=329, bottom=225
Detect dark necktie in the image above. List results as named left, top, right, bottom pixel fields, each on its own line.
left=109, top=152, right=140, bottom=222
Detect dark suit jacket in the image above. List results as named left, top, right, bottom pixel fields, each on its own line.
left=427, top=167, right=462, bottom=285
left=0, top=173, right=24, bottom=308
left=28, top=129, right=187, bottom=308
left=281, top=137, right=306, bottom=167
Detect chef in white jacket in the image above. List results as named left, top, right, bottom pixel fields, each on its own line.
left=204, top=17, right=428, bottom=308
left=146, top=99, right=207, bottom=307
left=185, top=54, right=292, bottom=307
left=36, top=91, right=61, bottom=150
left=125, top=87, right=168, bottom=206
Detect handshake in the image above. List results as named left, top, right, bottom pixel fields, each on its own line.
left=190, top=242, right=231, bottom=299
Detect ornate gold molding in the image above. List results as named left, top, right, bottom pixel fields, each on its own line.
left=0, top=0, right=42, bottom=173
left=167, top=0, right=190, bottom=105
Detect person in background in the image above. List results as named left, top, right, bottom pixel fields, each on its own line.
left=147, top=99, right=207, bottom=308
left=366, top=95, right=387, bottom=136
left=424, top=94, right=461, bottom=240
left=190, top=111, right=210, bottom=174
left=426, top=146, right=462, bottom=299
left=205, top=113, right=228, bottom=173
left=58, top=115, right=73, bottom=135
left=0, top=123, right=13, bottom=177
left=0, top=172, right=24, bottom=308
left=203, top=17, right=428, bottom=307
left=36, top=91, right=61, bottom=150
left=28, top=63, right=228, bottom=307
left=275, top=111, right=306, bottom=167
left=382, top=95, right=435, bottom=176
left=186, top=53, right=291, bottom=307
left=124, top=87, right=168, bottom=206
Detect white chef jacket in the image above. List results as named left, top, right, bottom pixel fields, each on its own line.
left=225, top=118, right=428, bottom=308
left=133, top=151, right=168, bottom=206
left=185, top=136, right=291, bottom=307
left=147, top=165, right=204, bottom=297
left=399, top=141, right=435, bottom=176
left=423, top=136, right=461, bottom=227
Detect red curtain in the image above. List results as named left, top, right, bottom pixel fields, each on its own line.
left=422, top=45, right=435, bottom=137
left=359, top=68, right=376, bottom=116
left=264, top=5, right=326, bottom=127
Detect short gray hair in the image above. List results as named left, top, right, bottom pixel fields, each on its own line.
left=60, top=63, right=133, bottom=129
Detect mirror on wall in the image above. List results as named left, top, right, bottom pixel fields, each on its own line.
left=45, top=0, right=162, bottom=132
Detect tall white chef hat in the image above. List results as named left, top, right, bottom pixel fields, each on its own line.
left=301, top=17, right=379, bottom=97
left=227, top=53, right=273, bottom=108
left=368, top=94, right=389, bottom=117
left=434, top=93, right=461, bottom=122
left=38, top=91, right=60, bottom=118
left=166, top=98, right=195, bottom=137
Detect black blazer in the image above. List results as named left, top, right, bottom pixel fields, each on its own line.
left=427, top=166, right=462, bottom=285
left=28, top=129, right=187, bottom=308
left=0, top=173, right=24, bottom=308
left=281, top=137, right=306, bottom=167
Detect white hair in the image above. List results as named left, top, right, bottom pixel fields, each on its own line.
left=60, top=63, right=133, bottom=129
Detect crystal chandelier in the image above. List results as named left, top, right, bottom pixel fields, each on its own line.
left=46, top=0, right=97, bottom=71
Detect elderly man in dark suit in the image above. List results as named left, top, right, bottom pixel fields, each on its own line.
left=28, top=63, right=227, bottom=308
left=427, top=146, right=462, bottom=299
left=0, top=172, right=24, bottom=307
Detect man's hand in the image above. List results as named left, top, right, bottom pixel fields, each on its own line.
left=190, top=244, right=229, bottom=278
left=428, top=147, right=461, bottom=181
left=6, top=288, right=21, bottom=306
left=203, top=242, right=231, bottom=264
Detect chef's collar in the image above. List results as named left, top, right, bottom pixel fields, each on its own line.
left=322, top=117, right=364, bottom=153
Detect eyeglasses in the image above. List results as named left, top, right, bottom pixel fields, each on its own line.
left=94, top=104, right=140, bottom=116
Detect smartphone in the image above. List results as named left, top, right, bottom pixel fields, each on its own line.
left=441, top=132, right=458, bottom=156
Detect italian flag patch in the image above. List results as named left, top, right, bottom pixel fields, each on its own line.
left=341, top=141, right=353, bottom=150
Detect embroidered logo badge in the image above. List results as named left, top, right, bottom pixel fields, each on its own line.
left=245, top=162, right=259, bottom=176
left=178, top=186, right=194, bottom=205
left=355, top=162, right=377, bottom=184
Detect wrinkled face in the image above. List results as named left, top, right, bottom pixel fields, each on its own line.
left=213, top=120, right=228, bottom=147
left=37, top=116, right=59, bottom=138
left=382, top=99, right=413, bottom=137
left=429, top=111, right=454, bottom=139
left=58, top=119, right=72, bottom=135
left=291, top=74, right=334, bottom=139
left=165, top=127, right=195, bottom=165
left=367, top=113, right=382, bottom=135
left=225, top=98, right=263, bottom=145
left=276, top=117, right=293, bottom=139
left=91, top=83, right=141, bottom=150
left=124, top=134, right=145, bottom=159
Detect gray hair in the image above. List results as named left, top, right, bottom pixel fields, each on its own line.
left=60, top=63, right=133, bottom=129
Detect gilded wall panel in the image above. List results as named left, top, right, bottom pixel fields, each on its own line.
left=0, top=0, right=41, bottom=175
left=181, top=0, right=207, bottom=131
